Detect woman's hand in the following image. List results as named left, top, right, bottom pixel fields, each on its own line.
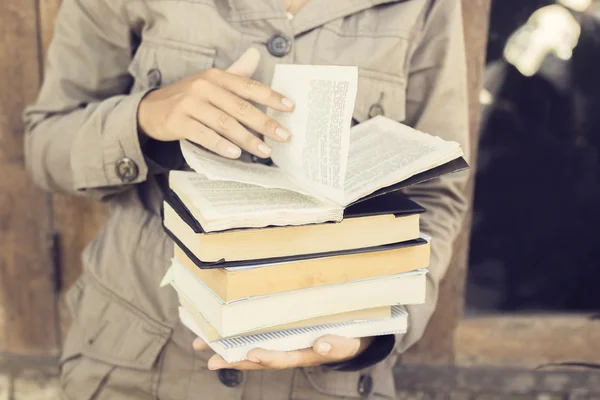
left=193, top=335, right=374, bottom=370
left=137, top=48, right=294, bottom=159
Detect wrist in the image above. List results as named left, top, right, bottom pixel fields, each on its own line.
left=322, top=335, right=395, bottom=372
left=136, top=90, right=185, bottom=173
left=136, top=89, right=160, bottom=140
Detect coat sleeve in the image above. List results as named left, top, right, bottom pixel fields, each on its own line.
left=23, top=0, right=173, bottom=200
left=324, top=0, right=471, bottom=371
left=396, top=0, right=471, bottom=353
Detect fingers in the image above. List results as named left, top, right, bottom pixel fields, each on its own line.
left=168, top=109, right=242, bottom=159
left=208, top=354, right=265, bottom=371
left=186, top=100, right=272, bottom=158
left=246, top=347, right=322, bottom=369
left=246, top=336, right=364, bottom=369
left=312, top=335, right=365, bottom=361
left=207, top=336, right=366, bottom=371
left=203, top=68, right=294, bottom=114
left=206, top=349, right=314, bottom=371
left=226, top=47, right=261, bottom=77
left=137, top=47, right=295, bottom=153
left=207, top=84, right=292, bottom=143
left=179, top=46, right=294, bottom=159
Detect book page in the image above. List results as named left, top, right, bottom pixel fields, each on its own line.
left=171, top=171, right=342, bottom=230
left=342, top=116, right=463, bottom=206
left=266, top=65, right=358, bottom=205
left=180, top=140, right=311, bottom=196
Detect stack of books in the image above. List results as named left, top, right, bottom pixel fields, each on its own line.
left=160, top=65, right=467, bottom=362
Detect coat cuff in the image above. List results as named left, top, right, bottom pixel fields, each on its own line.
left=70, top=90, right=151, bottom=190
left=322, top=335, right=395, bottom=372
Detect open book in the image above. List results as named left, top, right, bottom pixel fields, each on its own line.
left=175, top=65, right=466, bottom=232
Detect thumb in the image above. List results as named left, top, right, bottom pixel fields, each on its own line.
left=226, top=47, right=261, bottom=77
left=192, top=337, right=210, bottom=351
left=313, top=335, right=363, bottom=360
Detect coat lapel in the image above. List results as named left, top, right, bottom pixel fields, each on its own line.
left=291, top=0, right=406, bottom=36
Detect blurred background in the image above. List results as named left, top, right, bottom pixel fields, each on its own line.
left=467, top=0, right=600, bottom=314
left=0, top=0, right=599, bottom=398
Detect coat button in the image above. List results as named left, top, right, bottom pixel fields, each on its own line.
left=266, top=34, right=291, bottom=57
left=218, top=369, right=243, bottom=387
left=368, top=103, right=385, bottom=119
left=357, top=374, right=373, bottom=397
left=147, top=68, right=162, bottom=88
left=115, top=157, right=139, bottom=183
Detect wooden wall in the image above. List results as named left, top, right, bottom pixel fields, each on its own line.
left=0, top=0, right=107, bottom=357
left=1, top=0, right=58, bottom=357
left=0, top=0, right=489, bottom=360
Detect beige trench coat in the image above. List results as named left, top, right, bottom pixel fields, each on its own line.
left=24, top=0, right=470, bottom=398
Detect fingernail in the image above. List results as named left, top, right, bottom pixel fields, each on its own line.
left=281, top=97, right=294, bottom=109
left=192, top=338, right=204, bottom=350
left=317, top=342, right=331, bottom=355
left=227, top=145, right=241, bottom=157
left=249, top=357, right=260, bottom=363
left=258, top=143, right=272, bottom=156
left=275, top=127, right=291, bottom=141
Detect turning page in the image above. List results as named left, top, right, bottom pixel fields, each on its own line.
left=266, top=65, right=358, bottom=204
left=180, top=140, right=310, bottom=196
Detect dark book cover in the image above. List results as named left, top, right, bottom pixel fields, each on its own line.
left=165, top=225, right=428, bottom=269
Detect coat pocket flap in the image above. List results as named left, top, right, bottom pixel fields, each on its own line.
left=353, top=69, right=407, bottom=124
left=128, top=36, right=216, bottom=91
left=73, top=282, right=171, bottom=370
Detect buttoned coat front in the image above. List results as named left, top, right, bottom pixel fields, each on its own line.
left=24, top=0, right=470, bottom=398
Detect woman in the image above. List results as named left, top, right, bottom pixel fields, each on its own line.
left=24, top=0, right=469, bottom=398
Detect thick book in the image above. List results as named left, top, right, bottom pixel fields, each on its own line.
left=165, top=218, right=427, bottom=269
left=173, top=235, right=430, bottom=301
left=176, top=65, right=468, bottom=233
left=164, top=186, right=425, bottom=264
left=161, top=257, right=427, bottom=337
left=179, top=301, right=407, bottom=363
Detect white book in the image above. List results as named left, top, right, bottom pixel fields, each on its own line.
left=161, top=257, right=426, bottom=337
left=179, top=303, right=408, bottom=363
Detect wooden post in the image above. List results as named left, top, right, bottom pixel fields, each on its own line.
left=0, top=0, right=59, bottom=356
left=402, top=0, right=491, bottom=364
